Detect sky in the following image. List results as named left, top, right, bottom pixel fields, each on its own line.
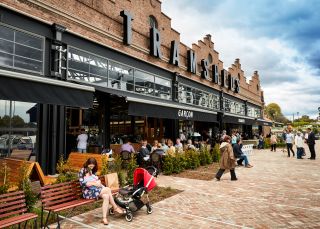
left=161, top=0, right=320, bottom=120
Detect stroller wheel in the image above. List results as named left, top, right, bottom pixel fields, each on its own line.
left=125, top=212, right=133, bottom=222
left=109, top=208, right=114, bottom=215
left=147, top=205, right=153, bottom=214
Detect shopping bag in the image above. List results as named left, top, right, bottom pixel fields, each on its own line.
left=104, top=173, right=119, bottom=191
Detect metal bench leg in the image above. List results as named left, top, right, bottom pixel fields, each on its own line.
left=34, top=218, right=38, bottom=229
left=18, top=223, right=21, bottom=229
left=56, top=213, right=61, bottom=229
left=43, top=210, right=51, bottom=229
left=24, top=220, right=28, bottom=229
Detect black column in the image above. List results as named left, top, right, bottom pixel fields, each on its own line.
left=104, top=94, right=111, bottom=148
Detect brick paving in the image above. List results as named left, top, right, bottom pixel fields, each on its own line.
left=53, top=141, right=320, bottom=228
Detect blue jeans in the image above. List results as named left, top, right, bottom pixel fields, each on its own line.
left=78, top=148, right=87, bottom=153
left=237, top=155, right=249, bottom=166
left=297, top=147, right=303, bottom=159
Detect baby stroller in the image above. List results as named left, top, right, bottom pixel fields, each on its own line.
left=112, top=166, right=157, bottom=222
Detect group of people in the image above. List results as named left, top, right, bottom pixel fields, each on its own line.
left=119, top=137, right=208, bottom=166
left=281, top=127, right=316, bottom=160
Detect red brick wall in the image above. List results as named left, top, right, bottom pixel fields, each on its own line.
left=2, top=0, right=263, bottom=107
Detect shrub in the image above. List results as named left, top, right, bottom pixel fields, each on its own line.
left=100, top=155, right=109, bottom=176
left=172, top=153, right=185, bottom=173
left=162, top=154, right=174, bottom=175
left=0, top=161, right=11, bottom=194
left=211, top=144, right=220, bottom=163
left=56, top=154, right=77, bottom=183
left=185, top=149, right=200, bottom=169
left=18, top=161, right=37, bottom=211
left=199, top=145, right=213, bottom=165
left=126, top=155, right=138, bottom=184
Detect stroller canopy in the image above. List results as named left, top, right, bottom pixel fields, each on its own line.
left=133, top=168, right=156, bottom=192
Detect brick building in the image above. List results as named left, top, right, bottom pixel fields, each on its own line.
left=0, top=0, right=271, bottom=174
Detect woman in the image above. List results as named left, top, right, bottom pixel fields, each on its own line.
left=270, top=133, right=277, bottom=152
left=215, top=135, right=237, bottom=181
left=166, top=139, right=176, bottom=156
left=79, top=158, right=123, bottom=225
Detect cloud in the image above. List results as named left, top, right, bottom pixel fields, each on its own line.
left=161, top=0, right=320, bottom=118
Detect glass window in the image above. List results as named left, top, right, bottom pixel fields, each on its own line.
left=15, top=31, right=43, bottom=50
left=149, top=15, right=158, bottom=29
left=0, top=100, right=37, bottom=158
left=0, top=24, right=44, bottom=73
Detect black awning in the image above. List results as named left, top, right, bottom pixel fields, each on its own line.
left=223, top=114, right=256, bottom=125
left=128, top=102, right=217, bottom=122
left=0, top=75, right=94, bottom=108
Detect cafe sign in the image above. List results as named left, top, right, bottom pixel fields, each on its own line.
left=120, top=10, right=239, bottom=93
left=178, top=109, right=194, bottom=119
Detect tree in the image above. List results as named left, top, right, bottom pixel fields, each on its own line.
left=265, top=103, right=281, bottom=120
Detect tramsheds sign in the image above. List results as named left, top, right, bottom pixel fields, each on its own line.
left=120, top=11, right=239, bottom=93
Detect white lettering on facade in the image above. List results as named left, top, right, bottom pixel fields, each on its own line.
left=178, top=109, right=193, bottom=119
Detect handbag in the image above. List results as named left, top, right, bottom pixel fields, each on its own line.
left=104, top=173, right=119, bottom=191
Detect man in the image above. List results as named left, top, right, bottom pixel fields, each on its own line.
left=77, top=128, right=88, bottom=153
left=137, top=139, right=150, bottom=166
left=120, top=138, right=135, bottom=154
left=285, top=130, right=295, bottom=157
left=233, top=138, right=253, bottom=168
left=295, top=131, right=304, bottom=159
left=307, top=128, right=316, bottom=160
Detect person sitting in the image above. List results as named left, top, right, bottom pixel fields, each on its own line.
left=153, top=143, right=165, bottom=155
left=186, top=139, right=196, bottom=150
left=161, top=138, right=169, bottom=152
left=233, top=138, right=253, bottom=168
left=137, top=139, right=150, bottom=166
left=120, top=138, right=135, bottom=154
left=151, top=140, right=159, bottom=153
left=193, top=138, right=200, bottom=149
left=79, top=158, right=124, bottom=225
left=166, top=139, right=176, bottom=157
left=175, top=138, right=183, bottom=153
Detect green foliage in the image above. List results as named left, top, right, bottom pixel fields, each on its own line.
left=162, top=154, right=174, bottom=175
left=172, top=153, right=185, bottom=173
left=211, top=144, right=221, bottom=163
left=18, top=161, right=37, bottom=211
left=0, top=161, right=11, bottom=194
left=100, top=155, right=109, bottom=176
left=185, top=149, right=200, bottom=169
left=111, top=153, right=123, bottom=173
left=199, top=145, right=213, bottom=165
left=126, top=155, right=138, bottom=184
left=118, top=170, right=126, bottom=187
left=56, top=154, right=77, bottom=183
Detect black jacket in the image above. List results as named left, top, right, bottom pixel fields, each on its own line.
left=233, top=143, right=243, bottom=158
left=307, top=132, right=316, bottom=145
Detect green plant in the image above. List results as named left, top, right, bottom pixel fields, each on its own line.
left=18, top=161, right=37, bottom=211
left=56, top=154, right=77, bottom=183
left=185, top=149, right=200, bottom=169
left=172, top=153, right=185, bottom=173
left=111, top=153, right=123, bottom=174
left=162, top=154, right=174, bottom=175
left=211, top=144, right=220, bottom=163
left=100, top=155, right=109, bottom=176
left=0, top=161, right=11, bottom=194
left=118, top=170, right=126, bottom=187
left=126, top=155, right=138, bottom=184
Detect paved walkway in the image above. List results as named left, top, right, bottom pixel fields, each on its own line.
left=55, top=142, right=320, bottom=228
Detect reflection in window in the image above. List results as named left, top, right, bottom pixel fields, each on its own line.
left=0, top=100, right=37, bottom=158
left=247, top=106, right=261, bottom=118
left=68, top=47, right=172, bottom=100
left=224, top=98, right=245, bottom=115
left=0, top=24, right=44, bottom=73
left=178, top=84, right=219, bottom=110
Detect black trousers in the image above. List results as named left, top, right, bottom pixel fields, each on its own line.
left=286, top=143, right=295, bottom=157
left=216, top=168, right=237, bottom=180
left=271, top=144, right=276, bottom=151
left=308, top=144, right=316, bottom=159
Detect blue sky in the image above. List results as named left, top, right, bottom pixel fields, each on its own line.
left=162, top=0, right=320, bottom=119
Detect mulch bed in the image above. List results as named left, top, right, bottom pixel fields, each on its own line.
left=170, top=163, right=220, bottom=180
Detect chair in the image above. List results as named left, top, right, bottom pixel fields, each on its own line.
left=149, top=152, right=162, bottom=172
left=120, top=150, right=131, bottom=168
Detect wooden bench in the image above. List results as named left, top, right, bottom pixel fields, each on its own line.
left=40, top=177, right=118, bottom=228
left=0, top=191, right=38, bottom=229
left=0, top=158, right=56, bottom=191
left=67, top=152, right=109, bottom=174
left=10, top=149, right=32, bottom=161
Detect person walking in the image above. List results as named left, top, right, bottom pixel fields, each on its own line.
left=270, top=133, right=277, bottom=152
left=285, top=130, right=295, bottom=157
left=295, top=131, right=304, bottom=159
left=306, top=128, right=316, bottom=160
left=77, top=128, right=88, bottom=153
left=215, top=135, right=237, bottom=181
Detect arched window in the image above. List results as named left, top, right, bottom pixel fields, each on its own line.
left=208, top=54, right=213, bottom=64
left=149, top=15, right=158, bottom=29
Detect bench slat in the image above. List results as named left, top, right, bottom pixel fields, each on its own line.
left=0, top=203, right=27, bottom=215
left=0, top=209, right=26, bottom=219
left=42, top=196, right=79, bottom=208
left=0, top=199, right=25, bottom=210
left=46, top=199, right=95, bottom=212
left=0, top=213, right=37, bottom=228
